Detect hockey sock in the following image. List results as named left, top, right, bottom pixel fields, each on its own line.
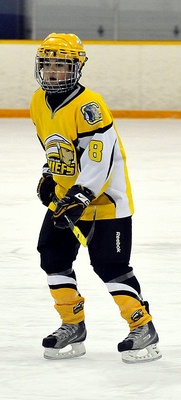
left=50, top=287, right=85, bottom=324
left=113, top=294, right=152, bottom=330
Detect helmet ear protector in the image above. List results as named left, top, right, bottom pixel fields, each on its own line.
left=35, top=33, right=88, bottom=93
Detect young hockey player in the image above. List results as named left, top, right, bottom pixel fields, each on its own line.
left=30, top=32, right=162, bottom=363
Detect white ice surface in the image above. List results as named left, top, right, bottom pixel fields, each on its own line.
left=0, top=118, right=181, bottom=399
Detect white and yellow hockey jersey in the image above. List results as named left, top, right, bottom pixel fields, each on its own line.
left=30, top=84, right=134, bottom=221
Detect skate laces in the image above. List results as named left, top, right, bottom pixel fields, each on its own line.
left=125, top=325, right=147, bottom=341
left=52, top=324, right=78, bottom=339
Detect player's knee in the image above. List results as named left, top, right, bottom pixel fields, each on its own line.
left=39, top=251, right=72, bottom=275
left=92, top=262, right=133, bottom=282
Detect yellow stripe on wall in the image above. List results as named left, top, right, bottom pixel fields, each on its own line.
left=111, top=110, right=181, bottom=118
left=0, top=110, right=30, bottom=118
left=1, top=109, right=181, bottom=119
left=1, top=40, right=181, bottom=45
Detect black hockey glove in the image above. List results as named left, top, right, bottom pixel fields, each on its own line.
left=37, top=163, right=56, bottom=207
left=53, top=185, right=94, bottom=229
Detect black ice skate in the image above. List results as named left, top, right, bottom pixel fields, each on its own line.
left=118, top=321, right=162, bottom=363
left=42, top=321, right=87, bottom=359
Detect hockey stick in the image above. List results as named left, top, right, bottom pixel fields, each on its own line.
left=64, top=209, right=96, bottom=247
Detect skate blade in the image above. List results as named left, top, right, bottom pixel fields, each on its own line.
left=43, top=342, right=86, bottom=360
left=121, top=343, right=162, bottom=364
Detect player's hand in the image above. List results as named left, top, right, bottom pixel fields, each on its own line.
left=37, top=163, right=56, bottom=206
left=53, top=185, right=94, bottom=228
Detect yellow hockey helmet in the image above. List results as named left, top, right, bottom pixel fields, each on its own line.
left=35, top=33, right=87, bottom=93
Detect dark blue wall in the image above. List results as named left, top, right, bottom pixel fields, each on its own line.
left=0, top=0, right=25, bottom=39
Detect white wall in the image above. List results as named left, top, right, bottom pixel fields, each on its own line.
left=1, top=42, right=181, bottom=110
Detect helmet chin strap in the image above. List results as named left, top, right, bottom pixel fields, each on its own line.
left=45, top=83, right=75, bottom=94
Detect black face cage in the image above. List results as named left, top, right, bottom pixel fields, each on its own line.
left=35, top=56, right=82, bottom=93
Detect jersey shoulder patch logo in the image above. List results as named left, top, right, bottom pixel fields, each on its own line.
left=81, top=102, right=102, bottom=125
